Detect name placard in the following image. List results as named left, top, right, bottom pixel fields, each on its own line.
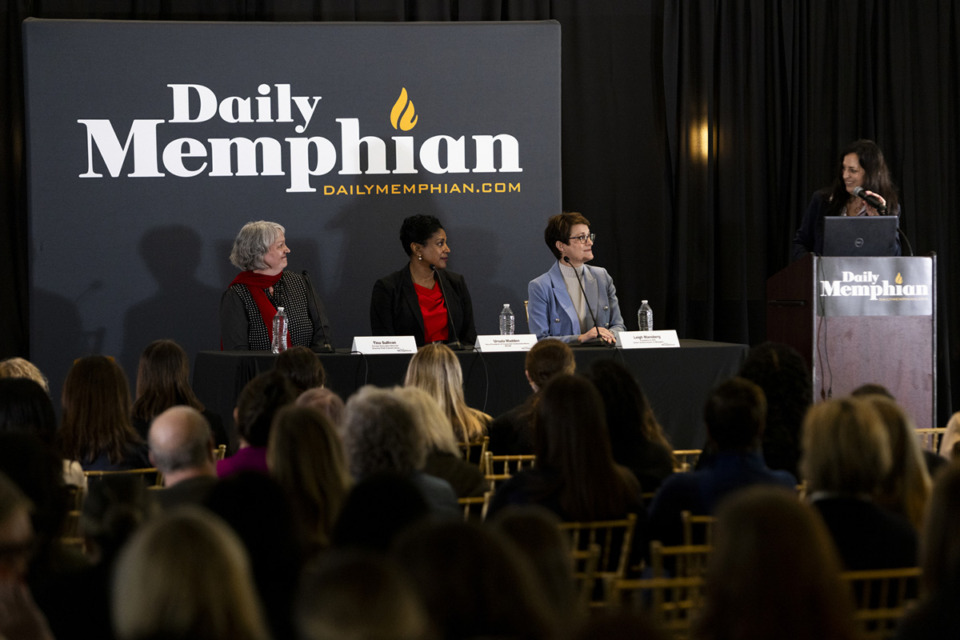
left=617, top=330, right=680, bottom=349
left=351, top=336, right=419, bottom=355
left=475, top=334, right=538, bottom=352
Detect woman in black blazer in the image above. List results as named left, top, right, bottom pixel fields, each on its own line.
left=370, top=215, right=477, bottom=347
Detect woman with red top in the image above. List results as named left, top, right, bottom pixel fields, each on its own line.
left=220, top=220, right=333, bottom=351
left=370, top=214, right=477, bottom=347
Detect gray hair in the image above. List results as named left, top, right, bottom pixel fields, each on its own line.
left=340, top=386, right=426, bottom=479
left=229, top=221, right=285, bottom=271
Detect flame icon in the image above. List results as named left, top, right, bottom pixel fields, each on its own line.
left=390, top=88, right=418, bottom=131
left=895, top=272, right=903, bottom=285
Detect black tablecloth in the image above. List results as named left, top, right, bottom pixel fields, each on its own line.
left=193, top=339, right=748, bottom=453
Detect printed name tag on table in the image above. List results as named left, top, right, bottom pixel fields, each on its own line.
left=475, top=334, right=538, bottom=352
left=617, top=330, right=680, bottom=349
left=351, top=336, right=419, bottom=354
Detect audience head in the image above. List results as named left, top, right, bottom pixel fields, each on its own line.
left=267, top=405, right=351, bottom=549
left=331, top=473, right=430, bottom=552
left=393, top=386, right=460, bottom=457
left=297, top=551, right=432, bottom=640
left=404, top=343, right=487, bottom=443
left=695, top=486, right=857, bottom=640
left=0, top=357, right=49, bottom=392
left=132, top=339, right=205, bottom=425
left=0, top=377, right=58, bottom=446
left=296, top=387, right=345, bottom=426
left=148, top=406, right=215, bottom=479
left=393, top=519, right=557, bottom=640
left=112, top=507, right=271, bottom=640
left=341, top=386, right=425, bottom=479
left=0, top=470, right=34, bottom=583
left=275, top=345, right=326, bottom=393
left=524, top=339, right=575, bottom=391
left=703, top=377, right=766, bottom=451
left=851, top=382, right=895, bottom=400
left=0, top=432, right=69, bottom=554
left=235, top=370, right=297, bottom=448
left=60, top=355, right=140, bottom=464
left=544, top=211, right=591, bottom=260
left=920, top=465, right=960, bottom=593
left=81, top=474, right=154, bottom=562
left=801, top=396, right=890, bottom=496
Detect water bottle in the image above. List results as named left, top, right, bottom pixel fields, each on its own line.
left=271, top=306, right=289, bottom=353
left=499, top=304, right=515, bottom=335
left=638, top=300, right=653, bottom=331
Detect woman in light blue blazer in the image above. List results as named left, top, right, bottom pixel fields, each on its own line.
left=527, top=212, right=625, bottom=344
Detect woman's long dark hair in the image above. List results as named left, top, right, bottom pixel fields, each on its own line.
left=824, top=139, right=899, bottom=217
left=533, top=374, right=639, bottom=521
left=132, top=339, right=205, bottom=423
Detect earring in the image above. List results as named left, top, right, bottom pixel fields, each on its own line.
left=418, top=254, right=422, bottom=261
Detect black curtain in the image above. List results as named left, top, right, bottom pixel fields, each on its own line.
left=2, top=0, right=957, bottom=422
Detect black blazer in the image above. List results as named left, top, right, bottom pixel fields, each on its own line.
left=370, top=266, right=477, bottom=347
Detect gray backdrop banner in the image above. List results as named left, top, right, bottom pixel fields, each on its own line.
left=23, top=19, right=561, bottom=399
left=817, top=257, right=934, bottom=317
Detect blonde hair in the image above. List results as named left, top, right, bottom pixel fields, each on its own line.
left=800, top=397, right=891, bottom=495
left=393, top=386, right=460, bottom=456
left=404, top=343, right=489, bottom=443
left=267, top=405, right=351, bottom=549
left=0, top=357, right=49, bottom=393
left=865, top=396, right=932, bottom=530
left=112, top=508, right=270, bottom=640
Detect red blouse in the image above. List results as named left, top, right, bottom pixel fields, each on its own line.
left=414, top=282, right=450, bottom=343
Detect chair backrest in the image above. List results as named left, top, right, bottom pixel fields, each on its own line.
left=841, top=566, right=921, bottom=640
left=649, top=540, right=712, bottom=579
left=611, top=575, right=707, bottom=634
left=457, top=436, right=489, bottom=469
left=915, top=427, right=946, bottom=452
left=570, top=543, right=601, bottom=610
left=558, top=513, right=637, bottom=604
left=483, top=452, right=536, bottom=492
left=672, top=449, right=702, bottom=472
left=457, top=491, right=493, bottom=522
left=680, top=511, right=717, bottom=547
left=83, top=467, right=164, bottom=487
left=213, top=444, right=227, bottom=461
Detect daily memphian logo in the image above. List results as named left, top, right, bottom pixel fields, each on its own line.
left=820, top=270, right=929, bottom=302
left=817, top=259, right=934, bottom=318
left=77, top=84, right=523, bottom=195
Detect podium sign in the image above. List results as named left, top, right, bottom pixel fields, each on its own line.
left=817, top=257, right=933, bottom=317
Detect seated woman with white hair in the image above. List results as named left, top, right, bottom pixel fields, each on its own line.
left=220, top=220, right=333, bottom=351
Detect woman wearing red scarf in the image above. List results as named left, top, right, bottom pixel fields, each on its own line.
left=220, top=221, right=332, bottom=351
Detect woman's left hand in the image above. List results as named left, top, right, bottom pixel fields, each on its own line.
left=863, top=190, right=886, bottom=216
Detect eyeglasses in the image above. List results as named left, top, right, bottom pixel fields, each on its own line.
left=568, top=233, right=596, bottom=244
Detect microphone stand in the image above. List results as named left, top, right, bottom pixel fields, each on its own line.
left=563, top=256, right=612, bottom=346
left=431, top=265, right=466, bottom=351
left=301, top=270, right=335, bottom=353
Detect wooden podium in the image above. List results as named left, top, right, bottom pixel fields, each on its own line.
left=767, top=254, right=936, bottom=428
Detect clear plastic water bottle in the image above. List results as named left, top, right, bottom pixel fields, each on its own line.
left=638, top=300, right=653, bottom=331
left=499, top=304, right=515, bottom=335
left=271, top=306, right=289, bottom=353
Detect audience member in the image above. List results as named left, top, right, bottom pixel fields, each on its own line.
left=296, top=387, right=345, bottom=426
left=331, top=472, right=431, bottom=553
left=693, top=486, right=858, bottom=640
left=0, top=357, right=49, bottom=392
left=217, top=369, right=296, bottom=477
left=267, top=405, right=351, bottom=552
left=274, top=345, right=326, bottom=393
left=648, top=377, right=796, bottom=545
left=131, top=339, right=227, bottom=446
left=148, top=406, right=219, bottom=509
left=895, top=465, right=960, bottom=638
left=204, top=472, right=302, bottom=640
left=393, top=520, right=558, bottom=640
left=111, top=507, right=271, bottom=640
left=488, top=374, right=643, bottom=529
left=488, top=338, right=575, bottom=455
left=937, top=411, right=960, bottom=460
left=802, top=396, right=917, bottom=570
left=404, top=343, right=490, bottom=444
left=585, top=358, right=675, bottom=493
left=340, top=386, right=459, bottom=517
left=296, top=550, right=433, bottom=640
left=394, top=386, right=487, bottom=498
left=737, top=341, right=811, bottom=478
left=58, top=356, right=149, bottom=471
left=0, top=471, right=55, bottom=640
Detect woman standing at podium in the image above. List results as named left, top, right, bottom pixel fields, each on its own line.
left=791, top=139, right=901, bottom=260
